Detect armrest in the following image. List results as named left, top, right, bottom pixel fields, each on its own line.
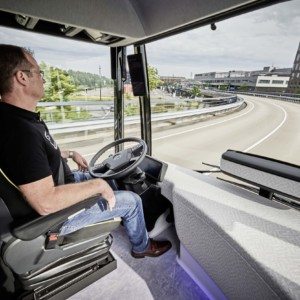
left=12, top=195, right=101, bottom=241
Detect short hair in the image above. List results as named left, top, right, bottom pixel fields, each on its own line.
left=0, top=44, right=34, bottom=96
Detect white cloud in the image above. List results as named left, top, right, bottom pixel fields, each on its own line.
left=147, top=0, right=300, bottom=77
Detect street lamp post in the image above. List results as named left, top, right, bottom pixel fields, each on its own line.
left=99, top=65, right=102, bottom=101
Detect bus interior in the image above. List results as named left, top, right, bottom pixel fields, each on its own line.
left=0, top=0, right=299, bottom=299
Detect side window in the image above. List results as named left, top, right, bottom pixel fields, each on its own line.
left=1, top=26, right=114, bottom=169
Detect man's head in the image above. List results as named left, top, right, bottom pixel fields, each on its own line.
left=0, top=44, right=45, bottom=101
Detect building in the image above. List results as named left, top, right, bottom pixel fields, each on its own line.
left=287, top=42, right=300, bottom=94
left=160, top=76, right=185, bottom=84
left=194, top=70, right=255, bottom=90
left=194, top=72, right=216, bottom=82
left=194, top=67, right=291, bottom=92
left=254, top=67, right=291, bottom=92
left=255, top=75, right=289, bottom=92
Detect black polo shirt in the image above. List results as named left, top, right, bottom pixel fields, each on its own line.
left=0, top=102, right=75, bottom=186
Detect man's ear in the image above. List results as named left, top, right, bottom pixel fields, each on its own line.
left=15, top=70, right=29, bottom=87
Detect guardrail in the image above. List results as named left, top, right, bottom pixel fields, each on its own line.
left=229, top=91, right=300, bottom=104
left=202, top=95, right=237, bottom=106
left=48, top=99, right=244, bottom=135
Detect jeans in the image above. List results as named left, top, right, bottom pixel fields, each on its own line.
left=59, top=171, right=149, bottom=252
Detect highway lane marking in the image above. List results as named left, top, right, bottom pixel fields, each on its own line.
left=243, top=100, right=287, bottom=152
left=205, top=99, right=287, bottom=173
left=82, top=101, right=255, bottom=158
left=152, top=101, right=255, bottom=141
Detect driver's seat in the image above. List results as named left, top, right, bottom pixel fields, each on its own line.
left=0, top=168, right=121, bottom=299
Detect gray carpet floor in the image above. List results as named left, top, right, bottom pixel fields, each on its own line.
left=70, top=225, right=209, bottom=300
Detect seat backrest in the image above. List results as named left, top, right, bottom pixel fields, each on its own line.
left=0, top=197, right=12, bottom=239
left=0, top=168, right=121, bottom=276
left=0, top=169, right=38, bottom=225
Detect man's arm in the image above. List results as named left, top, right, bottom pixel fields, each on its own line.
left=61, top=150, right=88, bottom=171
left=19, top=175, right=116, bottom=215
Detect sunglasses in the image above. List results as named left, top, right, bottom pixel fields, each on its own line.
left=21, top=69, right=44, bottom=78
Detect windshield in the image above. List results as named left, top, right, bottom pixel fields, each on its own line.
left=146, top=0, right=300, bottom=169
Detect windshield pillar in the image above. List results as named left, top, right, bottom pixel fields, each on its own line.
left=134, top=44, right=152, bottom=155
left=111, top=46, right=126, bottom=152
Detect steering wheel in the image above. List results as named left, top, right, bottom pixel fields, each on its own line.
left=88, top=137, right=147, bottom=179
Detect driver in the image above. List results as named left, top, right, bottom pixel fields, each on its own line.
left=0, top=44, right=171, bottom=258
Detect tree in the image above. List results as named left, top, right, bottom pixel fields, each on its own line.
left=67, top=69, right=113, bottom=90
left=238, top=83, right=249, bottom=92
left=40, top=62, right=77, bottom=102
left=147, top=65, right=162, bottom=91
left=191, top=86, right=201, bottom=97
left=219, top=84, right=229, bottom=91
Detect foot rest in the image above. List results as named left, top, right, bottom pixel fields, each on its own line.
left=220, top=150, right=300, bottom=199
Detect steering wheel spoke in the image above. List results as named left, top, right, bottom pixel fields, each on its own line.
left=103, top=169, right=115, bottom=176
left=129, top=156, right=139, bottom=163
left=91, top=162, right=107, bottom=174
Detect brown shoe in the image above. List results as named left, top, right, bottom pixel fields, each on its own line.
left=131, top=239, right=172, bottom=258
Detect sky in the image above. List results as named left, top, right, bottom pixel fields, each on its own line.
left=0, top=0, right=299, bottom=78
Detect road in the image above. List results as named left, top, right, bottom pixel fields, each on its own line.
left=67, top=95, right=300, bottom=170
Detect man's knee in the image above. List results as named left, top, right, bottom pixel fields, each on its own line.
left=116, top=191, right=142, bottom=209
left=129, top=191, right=142, bottom=207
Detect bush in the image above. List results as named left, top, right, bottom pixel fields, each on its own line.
left=38, top=106, right=91, bottom=122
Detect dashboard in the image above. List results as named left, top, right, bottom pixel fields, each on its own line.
left=139, top=155, right=168, bottom=182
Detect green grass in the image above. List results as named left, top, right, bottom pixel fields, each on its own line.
left=71, top=95, right=113, bottom=101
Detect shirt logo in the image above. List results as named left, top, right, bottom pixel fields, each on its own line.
left=44, top=131, right=58, bottom=149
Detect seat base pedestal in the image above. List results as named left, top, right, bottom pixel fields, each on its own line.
left=19, top=251, right=117, bottom=300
